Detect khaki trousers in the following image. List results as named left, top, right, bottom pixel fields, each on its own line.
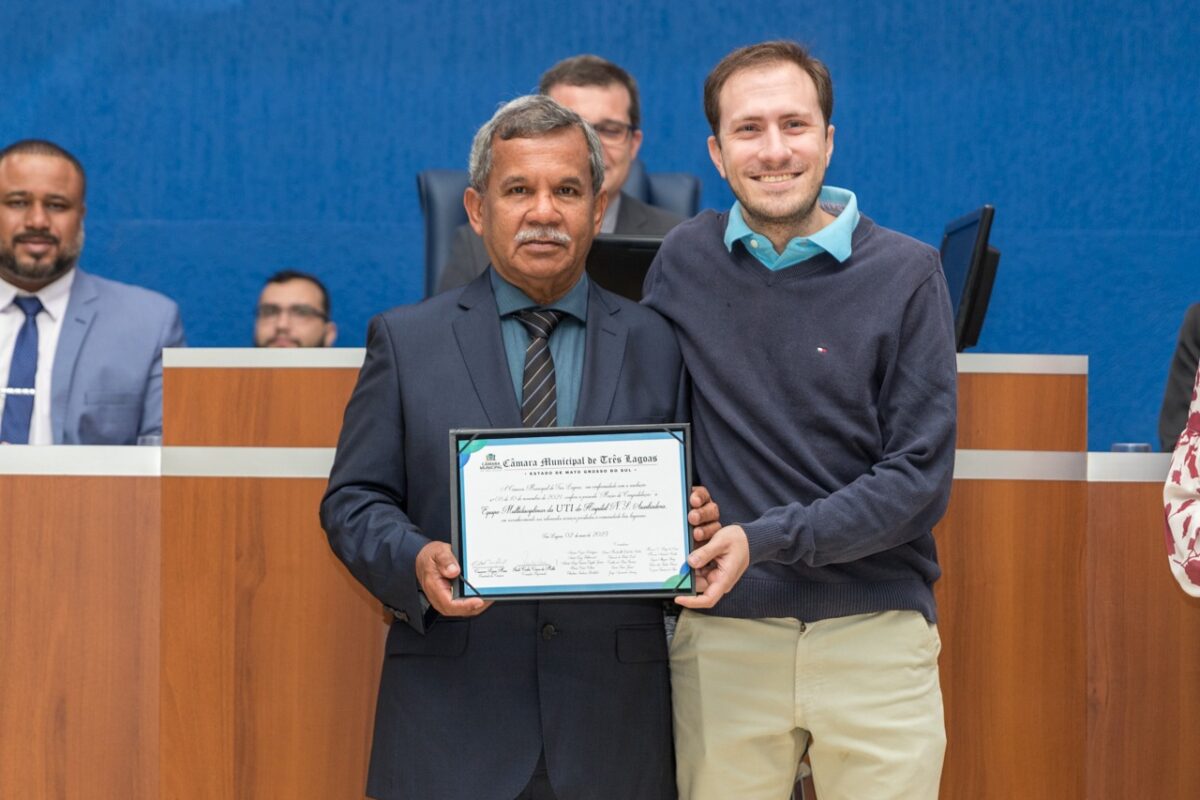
left=670, top=610, right=945, bottom=800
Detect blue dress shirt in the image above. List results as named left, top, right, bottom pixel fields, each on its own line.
left=490, top=268, right=588, bottom=427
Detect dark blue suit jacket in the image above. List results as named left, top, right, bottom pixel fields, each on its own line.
left=321, top=271, right=685, bottom=800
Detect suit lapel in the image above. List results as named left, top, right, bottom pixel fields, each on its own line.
left=452, top=273, right=522, bottom=428
left=51, top=270, right=99, bottom=444
left=614, top=192, right=649, bottom=234
left=575, top=284, right=626, bottom=426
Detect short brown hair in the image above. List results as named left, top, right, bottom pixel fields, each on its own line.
left=703, top=41, right=833, bottom=137
left=539, top=54, right=641, bottom=131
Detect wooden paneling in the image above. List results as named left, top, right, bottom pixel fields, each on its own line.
left=160, top=477, right=386, bottom=799
left=26, top=362, right=1195, bottom=800
left=957, top=373, right=1087, bottom=451
left=0, top=476, right=160, bottom=800
left=1086, top=482, right=1200, bottom=800
left=162, top=368, right=358, bottom=447
left=159, top=477, right=236, bottom=800
left=935, top=480, right=1088, bottom=800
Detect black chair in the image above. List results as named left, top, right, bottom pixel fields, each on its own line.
left=621, top=160, right=703, bottom=221
left=417, top=160, right=701, bottom=298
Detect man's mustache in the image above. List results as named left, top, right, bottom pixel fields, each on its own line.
left=14, top=232, right=60, bottom=246
left=514, top=227, right=571, bottom=245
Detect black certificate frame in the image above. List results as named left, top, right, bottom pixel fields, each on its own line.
left=448, top=423, right=694, bottom=601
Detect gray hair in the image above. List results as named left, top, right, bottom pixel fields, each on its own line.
left=468, top=95, right=605, bottom=195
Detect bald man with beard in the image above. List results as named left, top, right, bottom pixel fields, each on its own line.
left=0, top=138, right=184, bottom=445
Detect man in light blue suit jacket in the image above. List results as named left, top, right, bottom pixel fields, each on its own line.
left=0, top=139, right=185, bottom=445
left=49, top=268, right=184, bottom=443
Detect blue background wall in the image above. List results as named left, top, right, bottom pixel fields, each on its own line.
left=3, top=0, right=1197, bottom=449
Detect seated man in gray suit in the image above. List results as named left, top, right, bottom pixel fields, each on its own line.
left=436, top=55, right=683, bottom=293
left=0, top=139, right=185, bottom=445
left=321, top=95, right=722, bottom=800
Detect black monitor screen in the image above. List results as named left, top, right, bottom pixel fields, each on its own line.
left=939, top=205, right=999, bottom=351
left=585, top=234, right=663, bottom=301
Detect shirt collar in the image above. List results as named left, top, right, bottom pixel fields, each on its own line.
left=490, top=267, right=589, bottom=323
left=0, top=267, right=76, bottom=322
left=723, top=186, right=860, bottom=267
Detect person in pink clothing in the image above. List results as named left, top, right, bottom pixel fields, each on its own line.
left=1164, top=364, right=1200, bottom=597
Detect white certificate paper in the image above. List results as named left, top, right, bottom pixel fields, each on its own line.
left=451, top=426, right=693, bottom=599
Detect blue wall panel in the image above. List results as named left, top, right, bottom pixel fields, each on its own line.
left=2, top=0, right=1197, bottom=448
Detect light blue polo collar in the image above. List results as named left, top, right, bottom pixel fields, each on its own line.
left=724, top=186, right=860, bottom=270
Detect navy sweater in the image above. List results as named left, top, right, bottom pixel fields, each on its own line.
left=643, top=210, right=957, bottom=622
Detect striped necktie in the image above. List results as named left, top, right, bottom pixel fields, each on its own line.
left=516, top=309, right=565, bottom=428
left=1, top=295, right=44, bottom=444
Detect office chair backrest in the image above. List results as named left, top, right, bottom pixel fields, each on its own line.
left=417, top=161, right=700, bottom=298
left=622, top=160, right=702, bottom=221
left=416, top=169, right=472, bottom=298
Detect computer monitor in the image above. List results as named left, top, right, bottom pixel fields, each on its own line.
left=939, top=205, right=1000, bottom=352
left=585, top=234, right=663, bottom=301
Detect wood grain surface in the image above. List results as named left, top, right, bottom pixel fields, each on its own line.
left=162, top=368, right=358, bottom=447
left=957, top=373, right=1087, bottom=451
left=935, top=479, right=1088, bottom=799
left=0, top=476, right=160, bottom=799
left=14, top=366, right=1191, bottom=800
left=160, top=477, right=385, bottom=799
left=1086, top=481, right=1200, bottom=800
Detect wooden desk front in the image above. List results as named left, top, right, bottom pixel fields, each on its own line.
left=4, top=351, right=1197, bottom=799
left=0, top=452, right=160, bottom=799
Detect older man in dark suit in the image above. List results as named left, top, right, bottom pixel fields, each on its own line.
left=436, top=55, right=682, bottom=294
left=321, top=95, right=721, bottom=800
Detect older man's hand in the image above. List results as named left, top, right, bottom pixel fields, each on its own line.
left=415, top=541, right=493, bottom=617
left=688, top=485, right=721, bottom=540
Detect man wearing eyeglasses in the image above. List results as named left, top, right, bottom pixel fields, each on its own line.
left=253, top=270, right=337, bottom=348
left=436, top=55, right=683, bottom=294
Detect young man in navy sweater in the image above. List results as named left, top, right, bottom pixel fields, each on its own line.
left=644, top=41, right=958, bottom=800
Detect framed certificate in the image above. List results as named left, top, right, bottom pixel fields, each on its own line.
left=449, top=424, right=694, bottom=600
